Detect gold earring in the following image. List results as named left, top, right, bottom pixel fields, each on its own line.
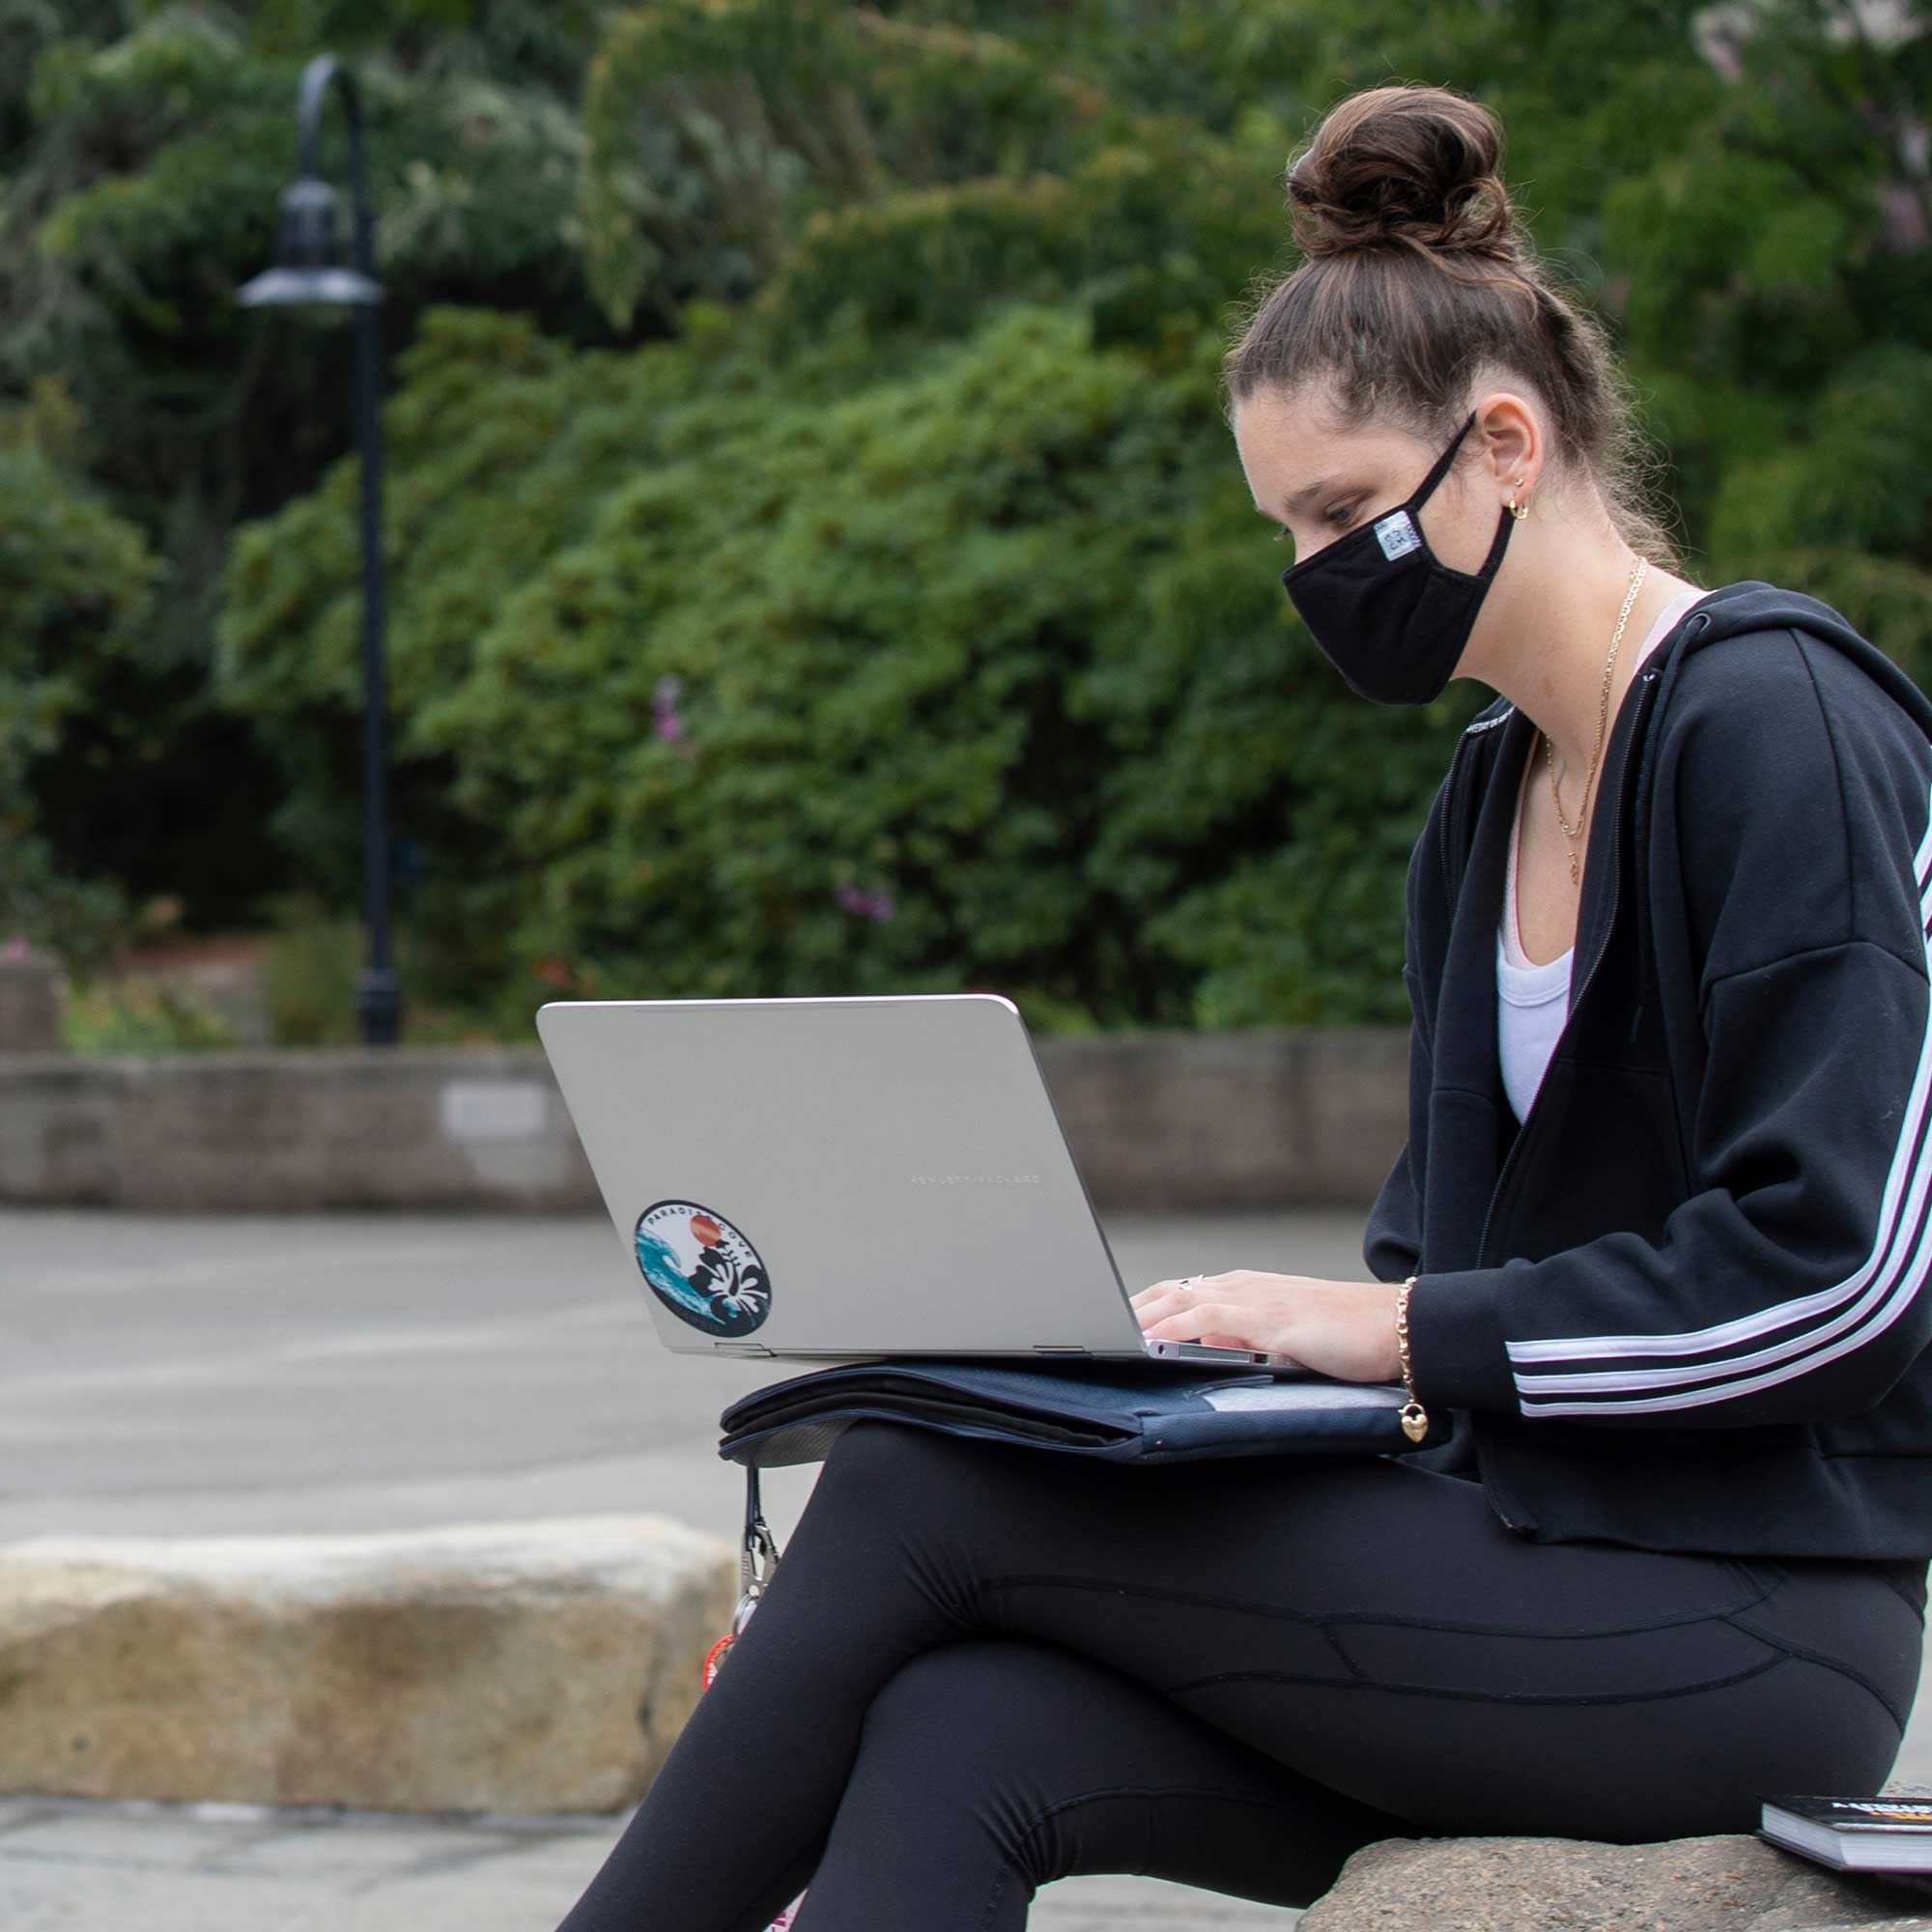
left=1504, top=475, right=1529, bottom=521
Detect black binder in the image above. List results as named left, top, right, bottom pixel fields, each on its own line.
left=717, top=1357, right=1443, bottom=1469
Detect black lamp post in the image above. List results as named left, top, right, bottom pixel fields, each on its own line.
left=239, top=53, right=400, bottom=1046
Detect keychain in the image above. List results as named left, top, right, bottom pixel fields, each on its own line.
left=698, top=1463, right=807, bottom=1929
left=701, top=1461, right=781, bottom=1685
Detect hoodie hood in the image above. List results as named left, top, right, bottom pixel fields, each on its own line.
left=1625, top=579, right=1932, bottom=888
left=1442, top=578, right=1932, bottom=1020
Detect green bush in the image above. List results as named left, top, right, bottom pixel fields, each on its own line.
left=208, top=0, right=1932, bottom=1038
left=256, top=894, right=368, bottom=1046
left=256, top=889, right=529, bottom=1044
left=62, top=978, right=243, bottom=1054
left=579, top=0, right=1110, bottom=332
left=219, top=294, right=1472, bottom=1032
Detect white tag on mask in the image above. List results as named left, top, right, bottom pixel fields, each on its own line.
left=1375, top=509, right=1421, bottom=560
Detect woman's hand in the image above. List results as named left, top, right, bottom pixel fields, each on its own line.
left=1130, top=1271, right=1406, bottom=1383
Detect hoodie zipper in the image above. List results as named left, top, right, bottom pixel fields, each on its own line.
left=1437, top=732, right=1467, bottom=914
left=1458, top=615, right=1703, bottom=1538
left=1471, top=668, right=1663, bottom=1273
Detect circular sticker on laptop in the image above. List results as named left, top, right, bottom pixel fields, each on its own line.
left=634, top=1200, right=772, bottom=1336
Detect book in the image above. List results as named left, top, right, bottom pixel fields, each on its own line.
left=1758, top=1793, right=1932, bottom=1874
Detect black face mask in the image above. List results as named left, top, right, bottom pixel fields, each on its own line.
left=1279, top=408, right=1515, bottom=707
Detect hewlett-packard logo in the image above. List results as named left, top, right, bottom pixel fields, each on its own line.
left=909, top=1173, right=1043, bottom=1185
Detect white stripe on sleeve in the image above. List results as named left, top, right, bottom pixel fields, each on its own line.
left=1503, top=764, right=1932, bottom=1417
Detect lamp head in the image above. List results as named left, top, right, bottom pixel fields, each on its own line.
left=238, top=175, right=382, bottom=308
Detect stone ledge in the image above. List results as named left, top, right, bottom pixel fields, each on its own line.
left=1300, top=1831, right=1932, bottom=1931
left=0, top=1516, right=739, bottom=1813
left=0, top=1028, right=1409, bottom=1211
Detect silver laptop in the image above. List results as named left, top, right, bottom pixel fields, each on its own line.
left=535, top=992, right=1301, bottom=1369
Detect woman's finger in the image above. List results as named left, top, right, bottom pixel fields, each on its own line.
left=1130, top=1273, right=1220, bottom=1307
left=1143, top=1299, right=1236, bottom=1338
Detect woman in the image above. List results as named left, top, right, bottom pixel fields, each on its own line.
left=554, top=82, right=1931, bottom=1931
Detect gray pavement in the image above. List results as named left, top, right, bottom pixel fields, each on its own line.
left=0, top=1205, right=1367, bottom=1553
left=0, top=1793, right=1298, bottom=1930
left=3, top=1207, right=1929, bottom=1929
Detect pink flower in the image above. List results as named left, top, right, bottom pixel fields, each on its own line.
left=835, top=882, right=895, bottom=922
left=653, top=672, right=688, bottom=744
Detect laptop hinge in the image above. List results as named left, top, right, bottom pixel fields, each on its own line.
left=711, top=1342, right=776, bottom=1357
left=1033, top=1345, right=1094, bottom=1354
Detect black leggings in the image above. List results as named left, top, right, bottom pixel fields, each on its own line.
left=552, top=1419, right=1926, bottom=1931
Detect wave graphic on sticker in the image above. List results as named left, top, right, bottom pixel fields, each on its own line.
left=634, top=1201, right=772, bottom=1336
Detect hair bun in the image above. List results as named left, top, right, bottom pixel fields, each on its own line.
left=1286, top=83, right=1518, bottom=262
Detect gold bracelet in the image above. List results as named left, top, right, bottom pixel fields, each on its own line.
left=1395, top=1274, right=1430, bottom=1442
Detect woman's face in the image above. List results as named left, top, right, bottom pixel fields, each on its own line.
left=1231, top=384, right=1504, bottom=577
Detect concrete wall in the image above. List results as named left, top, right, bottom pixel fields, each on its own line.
left=0, top=952, right=61, bottom=1054
left=0, top=1030, right=1409, bottom=1213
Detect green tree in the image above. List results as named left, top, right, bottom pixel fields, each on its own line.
left=0, top=388, right=159, bottom=964
left=23, top=0, right=1932, bottom=1027
left=0, top=0, right=616, bottom=925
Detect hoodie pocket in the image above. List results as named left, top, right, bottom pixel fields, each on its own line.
left=1511, top=1061, right=1691, bottom=1258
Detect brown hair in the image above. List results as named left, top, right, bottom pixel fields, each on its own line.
left=1221, top=82, right=1688, bottom=575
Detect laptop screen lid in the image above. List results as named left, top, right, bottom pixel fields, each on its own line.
left=535, top=992, right=1273, bottom=1367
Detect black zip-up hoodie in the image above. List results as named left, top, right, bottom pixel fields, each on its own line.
left=1366, top=579, right=1932, bottom=1605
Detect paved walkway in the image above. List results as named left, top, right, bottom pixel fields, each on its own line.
left=3, top=1208, right=1926, bottom=1929
left=0, top=1205, right=1386, bottom=1552
left=0, top=1793, right=1301, bottom=1930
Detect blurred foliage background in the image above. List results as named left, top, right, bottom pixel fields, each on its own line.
left=5, top=0, right=1929, bottom=1042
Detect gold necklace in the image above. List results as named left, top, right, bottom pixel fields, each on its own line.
left=1543, top=555, right=1648, bottom=887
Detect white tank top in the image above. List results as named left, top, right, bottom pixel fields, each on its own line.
left=1497, top=585, right=1708, bottom=1122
